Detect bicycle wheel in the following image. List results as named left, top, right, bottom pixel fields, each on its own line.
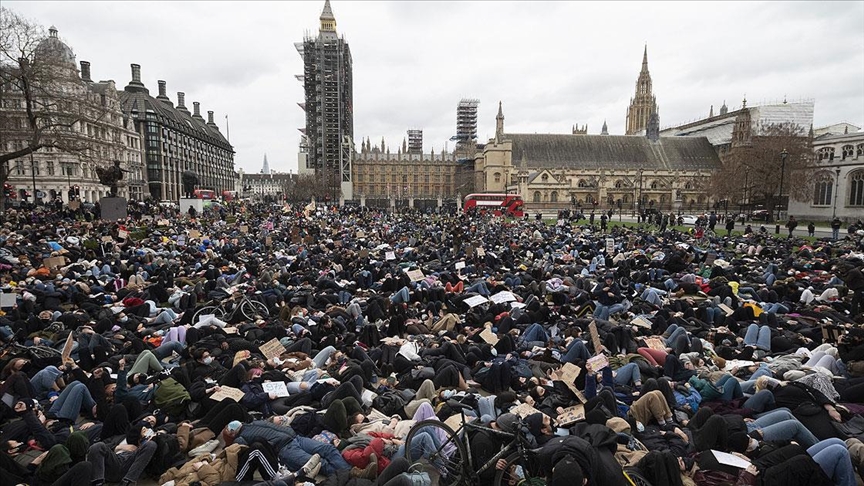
left=404, top=420, right=467, bottom=486
left=192, top=306, right=225, bottom=325
left=240, top=299, right=269, bottom=320
left=494, top=451, right=544, bottom=486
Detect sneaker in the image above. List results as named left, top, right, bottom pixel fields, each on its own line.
left=188, top=439, right=219, bottom=457
left=273, top=466, right=295, bottom=483
left=301, top=453, right=321, bottom=478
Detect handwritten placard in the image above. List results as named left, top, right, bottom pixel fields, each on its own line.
left=588, top=320, right=603, bottom=355
left=480, top=328, right=499, bottom=345
left=606, top=238, right=615, bottom=254
left=511, top=403, right=544, bottom=419
left=645, top=337, right=666, bottom=351
left=259, top=338, right=287, bottom=360
left=489, top=291, right=517, bottom=304
left=117, top=229, right=128, bottom=240
left=444, top=413, right=466, bottom=432
left=262, top=381, right=290, bottom=398
left=406, top=269, right=425, bottom=282
left=158, top=219, right=170, bottom=226
left=455, top=261, right=466, bottom=270
left=586, top=354, right=609, bottom=373
left=553, top=363, right=585, bottom=402
left=556, top=404, right=586, bottom=426
left=385, top=251, right=396, bottom=261
left=631, top=316, right=652, bottom=329
left=0, top=293, right=17, bottom=308
left=718, top=303, right=734, bottom=316
left=43, top=256, right=65, bottom=269
left=464, top=295, right=489, bottom=308
left=210, top=386, right=245, bottom=402
left=265, top=236, right=272, bottom=246
left=61, top=332, right=75, bottom=364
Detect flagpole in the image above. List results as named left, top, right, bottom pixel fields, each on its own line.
left=225, top=115, right=230, bottom=143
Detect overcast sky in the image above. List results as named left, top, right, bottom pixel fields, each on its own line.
left=7, top=1, right=864, bottom=174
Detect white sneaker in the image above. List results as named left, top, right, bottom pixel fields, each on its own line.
left=302, top=453, right=322, bottom=478
left=188, top=439, right=219, bottom=457
left=273, top=465, right=295, bottom=482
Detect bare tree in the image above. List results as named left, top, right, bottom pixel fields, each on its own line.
left=709, top=122, right=812, bottom=221
left=0, top=7, right=105, bottom=208
left=284, top=173, right=333, bottom=202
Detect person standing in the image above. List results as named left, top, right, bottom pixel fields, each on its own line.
left=708, top=211, right=717, bottom=231
left=807, top=222, right=815, bottom=237
left=785, top=216, right=797, bottom=238
left=831, top=217, right=842, bottom=240
left=725, top=217, right=735, bottom=237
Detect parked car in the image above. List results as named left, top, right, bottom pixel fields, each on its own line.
left=751, top=209, right=770, bottom=221
left=679, top=215, right=699, bottom=225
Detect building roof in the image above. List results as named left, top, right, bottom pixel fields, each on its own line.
left=506, top=133, right=721, bottom=171
left=661, top=100, right=815, bottom=146
left=120, top=87, right=232, bottom=151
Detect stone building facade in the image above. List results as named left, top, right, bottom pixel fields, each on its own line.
left=238, top=168, right=297, bottom=201
left=474, top=104, right=721, bottom=214
left=788, top=124, right=864, bottom=222
left=1, top=27, right=144, bottom=204
left=119, top=64, right=234, bottom=202
left=352, top=138, right=462, bottom=209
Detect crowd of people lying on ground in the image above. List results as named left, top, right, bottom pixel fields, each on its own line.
left=0, top=200, right=864, bottom=486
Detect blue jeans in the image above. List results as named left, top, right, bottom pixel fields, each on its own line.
left=279, top=436, right=350, bottom=476
left=640, top=288, right=665, bottom=306
left=466, top=281, right=490, bottom=296
left=715, top=374, right=743, bottom=402
left=744, top=324, right=771, bottom=351
left=154, top=340, right=184, bottom=360
left=390, top=287, right=411, bottom=304
left=560, top=339, right=590, bottom=364
left=808, top=438, right=856, bottom=486
left=521, top=323, right=549, bottom=346
left=613, top=363, right=641, bottom=386
left=663, top=324, right=688, bottom=347
left=740, top=364, right=773, bottom=394
left=748, top=409, right=818, bottom=447
left=663, top=278, right=679, bottom=291
left=833, top=228, right=840, bottom=240
left=49, top=381, right=96, bottom=421
left=743, top=389, right=775, bottom=413
left=478, top=396, right=498, bottom=425
left=761, top=303, right=788, bottom=314
left=394, top=431, right=438, bottom=461
left=594, top=302, right=625, bottom=320
left=312, top=346, right=337, bottom=369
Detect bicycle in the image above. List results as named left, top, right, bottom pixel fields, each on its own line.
left=404, top=402, right=544, bottom=486
left=690, top=226, right=716, bottom=250
left=191, top=284, right=269, bottom=324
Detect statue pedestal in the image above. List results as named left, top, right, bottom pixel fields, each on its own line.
left=100, top=197, right=127, bottom=221
left=179, top=198, right=203, bottom=215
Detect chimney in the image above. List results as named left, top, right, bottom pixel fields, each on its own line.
left=79, top=61, right=91, bottom=82
left=156, top=80, right=172, bottom=105
left=207, top=111, right=214, bottom=124
left=176, top=92, right=190, bottom=114
left=124, top=64, right=148, bottom=93
left=192, top=102, right=203, bottom=120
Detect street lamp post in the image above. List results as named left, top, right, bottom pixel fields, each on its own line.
left=775, top=149, right=788, bottom=234
left=832, top=167, right=841, bottom=219
left=29, top=151, right=37, bottom=206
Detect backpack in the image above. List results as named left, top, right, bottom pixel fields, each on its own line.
left=145, top=433, right=183, bottom=477
left=373, top=390, right=406, bottom=416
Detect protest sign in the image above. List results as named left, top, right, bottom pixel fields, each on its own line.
left=645, top=337, right=666, bottom=351
left=262, top=382, right=290, bottom=398
left=406, top=269, right=425, bottom=282
left=259, top=338, right=287, bottom=360
left=385, top=251, right=396, bottom=261
left=631, top=316, right=652, bottom=329
left=556, top=404, right=586, bottom=426
left=586, top=354, right=609, bottom=373
left=455, top=261, right=466, bottom=270
left=489, top=291, right=517, bottom=304
left=0, top=293, right=17, bottom=308
left=511, top=403, right=543, bottom=419
left=606, top=238, right=615, bottom=254
left=464, top=295, right=489, bottom=308
left=480, top=328, right=499, bottom=345
left=210, top=386, right=245, bottom=402
left=588, top=320, right=603, bottom=355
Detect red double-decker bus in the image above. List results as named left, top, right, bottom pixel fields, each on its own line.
left=463, top=193, right=524, bottom=217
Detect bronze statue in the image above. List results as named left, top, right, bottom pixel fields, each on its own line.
left=181, top=171, right=199, bottom=198
left=95, top=160, right=126, bottom=197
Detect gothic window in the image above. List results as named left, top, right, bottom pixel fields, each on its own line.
left=850, top=171, right=864, bottom=207
left=533, top=191, right=541, bottom=203
left=660, top=194, right=668, bottom=203
left=623, top=194, right=630, bottom=203
left=402, top=175, right=408, bottom=183
left=550, top=191, right=558, bottom=203
left=684, top=182, right=692, bottom=190
left=812, top=173, right=833, bottom=206
left=842, top=145, right=855, bottom=160
left=818, top=147, right=835, bottom=161
left=858, top=144, right=864, bottom=157
left=578, top=179, right=589, bottom=188
left=614, top=180, right=623, bottom=189
left=541, top=173, right=549, bottom=182
left=650, top=180, right=658, bottom=190
left=494, top=172, right=501, bottom=183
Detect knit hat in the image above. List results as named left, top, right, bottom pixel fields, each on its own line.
left=728, top=432, right=750, bottom=453
left=526, top=413, right=545, bottom=437
left=495, top=413, right=519, bottom=434
left=550, top=455, right=584, bottom=486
